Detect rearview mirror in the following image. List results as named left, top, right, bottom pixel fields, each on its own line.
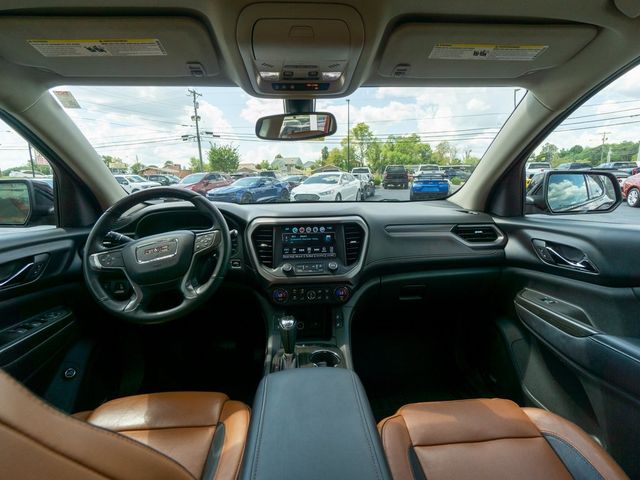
left=527, top=171, right=621, bottom=214
left=255, top=112, right=337, bottom=141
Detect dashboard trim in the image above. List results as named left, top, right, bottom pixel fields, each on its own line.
left=246, top=216, right=369, bottom=285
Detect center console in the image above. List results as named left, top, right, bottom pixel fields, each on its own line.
left=240, top=368, right=391, bottom=480
left=248, top=216, right=368, bottom=306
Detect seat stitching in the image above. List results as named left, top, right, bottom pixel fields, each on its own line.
left=539, top=430, right=607, bottom=480
left=116, top=424, right=218, bottom=433
left=251, top=375, right=269, bottom=480
left=412, top=435, right=542, bottom=448
left=350, top=372, right=383, bottom=480
left=0, top=373, right=196, bottom=479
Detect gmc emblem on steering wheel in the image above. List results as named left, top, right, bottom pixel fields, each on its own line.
left=135, top=238, right=179, bottom=263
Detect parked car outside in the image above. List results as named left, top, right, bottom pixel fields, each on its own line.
left=525, top=162, right=551, bottom=178
left=281, top=175, right=308, bottom=190
left=113, top=175, right=160, bottom=193
left=291, top=172, right=361, bottom=202
left=441, top=166, right=471, bottom=181
left=382, top=165, right=409, bottom=189
left=621, top=173, right=640, bottom=207
left=206, top=176, right=290, bottom=204
left=145, top=174, right=178, bottom=186
left=556, top=162, right=592, bottom=170
left=174, top=171, right=232, bottom=195
left=258, top=170, right=281, bottom=179
left=410, top=171, right=450, bottom=200
left=352, top=172, right=375, bottom=199
left=350, top=168, right=375, bottom=198
left=596, top=162, right=637, bottom=174
left=415, top=164, right=441, bottom=174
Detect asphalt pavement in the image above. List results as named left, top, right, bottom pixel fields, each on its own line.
left=365, top=185, right=640, bottom=223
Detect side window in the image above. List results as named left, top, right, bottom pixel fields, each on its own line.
left=525, top=64, right=640, bottom=221
left=0, top=118, right=57, bottom=228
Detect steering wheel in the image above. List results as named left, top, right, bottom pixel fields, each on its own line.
left=83, top=187, right=230, bottom=323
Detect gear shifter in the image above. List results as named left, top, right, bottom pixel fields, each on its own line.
left=278, top=315, right=297, bottom=369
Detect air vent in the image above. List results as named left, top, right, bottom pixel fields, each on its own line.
left=252, top=226, right=274, bottom=268
left=344, top=223, right=365, bottom=265
left=453, top=224, right=500, bottom=243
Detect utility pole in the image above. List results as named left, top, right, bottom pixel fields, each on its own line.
left=599, top=132, right=610, bottom=164
left=346, top=99, right=350, bottom=171
left=27, top=143, right=35, bottom=178
left=188, top=89, right=204, bottom=171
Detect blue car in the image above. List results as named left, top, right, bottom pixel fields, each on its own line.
left=410, top=173, right=450, bottom=200
left=206, top=176, right=290, bottom=203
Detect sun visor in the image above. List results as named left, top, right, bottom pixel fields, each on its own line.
left=0, top=16, right=220, bottom=79
left=378, top=23, right=598, bottom=79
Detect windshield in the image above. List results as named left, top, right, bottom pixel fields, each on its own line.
left=180, top=173, right=206, bottom=184
left=47, top=85, right=521, bottom=203
left=304, top=174, right=340, bottom=185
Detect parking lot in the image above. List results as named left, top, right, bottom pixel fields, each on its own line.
left=366, top=185, right=640, bottom=223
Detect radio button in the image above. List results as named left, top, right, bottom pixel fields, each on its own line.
left=328, top=261, right=338, bottom=272
left=282, top=263, right=293, bottom=274
left=307, top=290, right=317, bottom=300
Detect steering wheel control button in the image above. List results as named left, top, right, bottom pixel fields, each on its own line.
left=96, top=251, right=124, bottom=268
left=334, top=286, right=350, bottom=302
left=195, top=231, right=219, bottom=252
left=273, top=288, right=289, bottom=303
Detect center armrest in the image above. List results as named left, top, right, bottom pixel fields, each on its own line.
left=240, top=368, right=391, bottom=480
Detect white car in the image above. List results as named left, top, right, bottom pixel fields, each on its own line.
left=525, top=162, right=551, bottom=179
left=114, top=174, right=161, bottom=193
left=291, top=172, right=361, bottom=202
left=415, top=164, right=442, bottom=174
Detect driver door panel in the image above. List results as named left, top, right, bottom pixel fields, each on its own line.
left=0, top=228, right=90, bottom=399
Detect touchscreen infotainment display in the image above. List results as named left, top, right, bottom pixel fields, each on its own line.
left=282, top=225, right=337, bottom=259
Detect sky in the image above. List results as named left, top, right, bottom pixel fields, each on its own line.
left=2, top=63, right=640, bottom=171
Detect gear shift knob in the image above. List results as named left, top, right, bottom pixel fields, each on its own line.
left=279, top=315, right=297, bottom=355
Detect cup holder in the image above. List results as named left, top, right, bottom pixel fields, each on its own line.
left=310, top=350, right=341, bottom=368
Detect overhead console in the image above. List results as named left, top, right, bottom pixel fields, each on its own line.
left=378, top=23, right=598, bottom=80
left=236, top=3, right=364, bottom=96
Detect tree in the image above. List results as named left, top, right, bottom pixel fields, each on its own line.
left=256, top=159, right=271, bottom=170
left=101, top=155, right=119, bottom=167
left=380, top=134, right=432, bottom=169
left=130, top=162, right=145, bottom=174
left=163, top=160, right=175, bottom=168
left=189, top=156, right=209, bottom=172
left=342, top=122, right=376, bottom=167
left=434, top=141, right=458, bottom=165
left=208, top=144, right=240, bottom=173
left=326, top=147, right=347, bottom=170
left=321, top=146, right=329, bottom=163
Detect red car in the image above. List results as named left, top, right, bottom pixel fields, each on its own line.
left=621, top=173, right=640, bottom=207
left=174, top=172, right=232, bottom=195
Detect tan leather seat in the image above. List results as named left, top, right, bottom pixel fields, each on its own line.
left=378, top=398, right=629, bottom=480
left=0, top=369, right=250, bottom=480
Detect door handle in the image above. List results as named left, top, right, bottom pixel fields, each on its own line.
left=532, top=239, right=598, bottom=273
left=0, top=262, right=34, bottom=288
left=545, top=246, right=597, bottom=272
